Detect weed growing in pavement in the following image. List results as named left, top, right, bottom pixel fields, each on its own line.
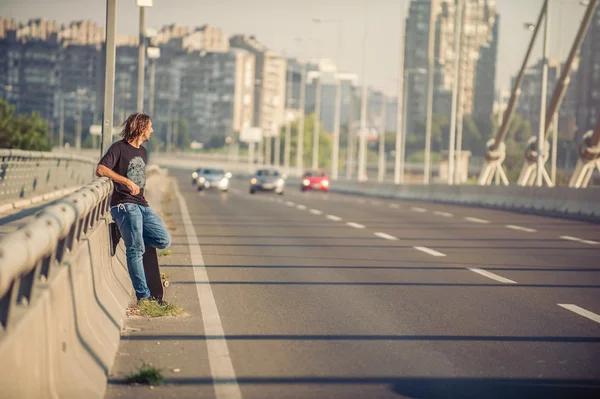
left=162, top=192, right=175, bottom=205
left=127, top=362, right=164, bottom=385
left=136, top=299, right=183, bottom=317
left=158, top=249, right=172, bottom=257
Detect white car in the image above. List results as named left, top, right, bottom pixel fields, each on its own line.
left=196, top=168, right=231, bottom=192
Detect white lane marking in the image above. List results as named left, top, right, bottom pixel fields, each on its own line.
left=560, top=235, right=599, bottom=245
left=326, top=215, right=343, bottom=221
left=467, top=268, right=517, bottom=284
left=374, top=232, right=398, bottom=241
left=411, top=207, right=427, bottom=213
left=505, top=224, right=537, bottom=233
left=309, top=209, right=323, bottom=215
left=413, top=246, right=446, bottom=257
left=581, top=240, right=599, bottom=245
left=558, top=304, right=600, bottom=324
left=433, top=211, right=453, bottom=218
left=560, top=235, right=580, bottom=242
left=346, top=222, right=366, bottom=229
left=285, top=201, right=295, bottom=207
left=296, top=204, right=307, bottom=210
left=175, top=184, right=241, bottom=399
left=390, top=204, right=400, bottom=209
left=465, top=217, right=490, bottom=224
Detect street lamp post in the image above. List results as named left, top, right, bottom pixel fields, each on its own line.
left=358, top=0, right=369, bottom=182
left=136, top=0, right=153, bottom=112
left=284, top=64, right=292, bottom=172
left=313, top=18, right=343, bottom=179
left=377, top=95, right=387, bottom=182
left=448, top=0, right=464, bottom=185
left=394, top=1, right=407, bottom=185
left=402, top=68, right=427, bottom=184
left=297, top=62, right=307, bottom=176
left=537, top=0, right=550, bottom=187
left=311, top=71, right=322, bottom=169
left=147, top=46, right=160, bottom=116
left=101, top=0, right=117, bottom=156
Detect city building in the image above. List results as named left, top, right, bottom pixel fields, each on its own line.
left=473, top=12, right=499, bottom=121
left=403, top=0, right=498, bottom=135
left=514, top=58, right=579, bottom=140
left=230, top=35, right=287, bottom=139
left=576, top=4, right=600, bottom=139
left=178, top=49, right=255, bottom=142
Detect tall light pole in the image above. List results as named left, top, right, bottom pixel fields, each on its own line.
left=284, top=62, right=293, bottom=172
left=311, top=71, right=322, bottom=169
left=75, top=88, right=85, bottom=150
left=377, top=95, right=387, bottom=182
left=59, top=92, right=65, bottom=148
left=448, top=0, right=464, bottom=185
left=537, top=0, right=550, bottom=187
left=136, top=0, right=152, bottom=112
left=346, top=90, right=356, bottom=179
left=296, top=62, right=307, bottom=176
left=101, top=0, right=117, bottom=156
left=402, top=68, right=427, bottom=183
left=423, top=0, right=437, bottom=184
left=147, top=46, right=160, bottom=116
left=358, top=0, right=369, bottom=182
left=394, top=1, right=407, bottom=185
left=313, top=17, right=343, bottom=179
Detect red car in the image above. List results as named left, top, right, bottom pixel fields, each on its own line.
left=301, top=170, right=330, bottom=192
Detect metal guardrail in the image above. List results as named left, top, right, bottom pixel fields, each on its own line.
left=0, top=149, right=97, bottom=211
left=0, top=177, right=113, bottom=329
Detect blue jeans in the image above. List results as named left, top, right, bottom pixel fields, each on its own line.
left=110, top=203, right=171, bottom=300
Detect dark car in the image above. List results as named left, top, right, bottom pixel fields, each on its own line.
left=249, top=168, right=285, bottom=195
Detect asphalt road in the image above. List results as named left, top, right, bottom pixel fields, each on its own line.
left=108, top=169, right=600, bottom=399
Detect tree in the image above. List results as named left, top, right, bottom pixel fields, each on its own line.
left=278, top=114, right=333, bottom=170
left=0, top=98, right=51, bottom=151
left=177, top=118, right=191, bottom=150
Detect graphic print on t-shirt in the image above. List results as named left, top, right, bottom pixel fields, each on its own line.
left=127, top=156, right=146, bottom=188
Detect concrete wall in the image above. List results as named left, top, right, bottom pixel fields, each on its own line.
left=326, top=180, right=600, bottom=223
left=0, top=177, right=132, bottom=398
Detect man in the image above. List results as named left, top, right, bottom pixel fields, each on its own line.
left=97, top=112, right=171, bottom=301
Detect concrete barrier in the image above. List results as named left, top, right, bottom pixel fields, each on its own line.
left=329, top=180, right=600, bottom=222
left=0, top=177, right=133, bottom=398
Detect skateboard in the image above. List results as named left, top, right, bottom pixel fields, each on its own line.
left=109, top=222, right=121, bottom=257
left=142, top=245, right=169, bottom=302
left=110, top=222, right=169, bottom=301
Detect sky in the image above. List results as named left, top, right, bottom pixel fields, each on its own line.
left=0, top=0, right=588, bottom=96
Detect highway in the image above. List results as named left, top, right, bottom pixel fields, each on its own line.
left=106, top=169, right=600, bottom=399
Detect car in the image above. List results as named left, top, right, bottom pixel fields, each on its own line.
left=249, top=168, right=285, bottom=195
left=191, top=168, right=203, bottom=185
left=196, top=168, right=231, bottom=192
left=301, top=170, right=330, bottom=192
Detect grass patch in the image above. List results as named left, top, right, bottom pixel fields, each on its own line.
left=127, top=362, right=164, bottom=385
left=162, top=192, right=175, bottom=205
left=137, top=299, right=183, bottom=317
left=158, top=249, right=172, bottom=257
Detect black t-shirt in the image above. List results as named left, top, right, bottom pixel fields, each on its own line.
left=99, top=139, right=149, bottom=207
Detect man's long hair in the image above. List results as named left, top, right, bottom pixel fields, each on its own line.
left=119, top=112, right=151, bottom=142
